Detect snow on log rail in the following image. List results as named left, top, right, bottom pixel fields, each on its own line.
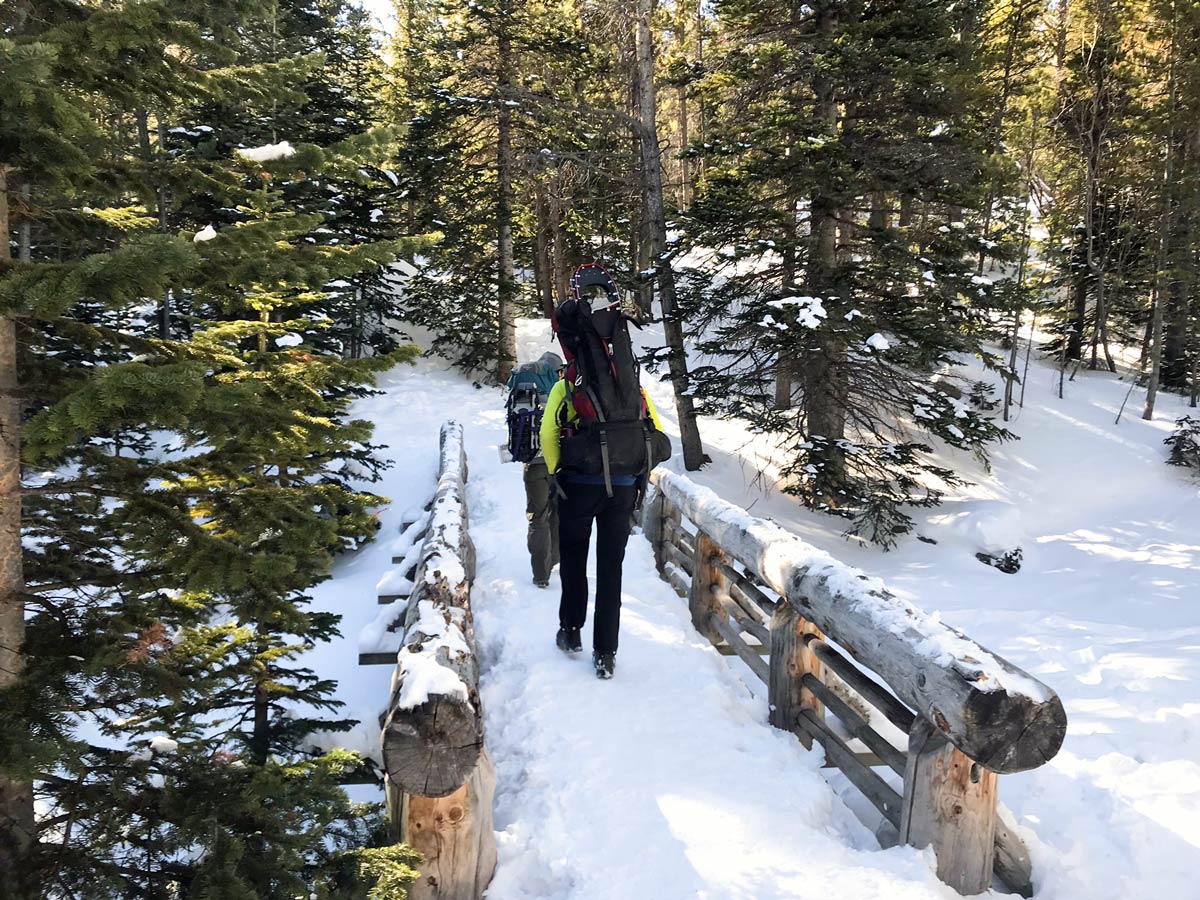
left=379, top=420, right=496, bottom=899
left=644, top=467, right=1068, bottom=896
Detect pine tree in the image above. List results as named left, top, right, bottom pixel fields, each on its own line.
left=681, top=0, right=1014, bottom=545
left=1, top=1, right=425, bottom=893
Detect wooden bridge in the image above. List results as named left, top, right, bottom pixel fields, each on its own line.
left=362, top=420, right=1067, bottom=899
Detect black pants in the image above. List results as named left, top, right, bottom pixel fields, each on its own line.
left=557, top=481, right=638, bottom=654
left=524, top=461, right=559, bottom=582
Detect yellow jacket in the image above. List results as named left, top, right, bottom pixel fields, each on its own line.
left=540, top=379, right=664, bottom=474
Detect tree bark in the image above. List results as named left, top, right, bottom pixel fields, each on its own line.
left=0, top=163, right=34, bottom=895
left=16, top=183, right=30, bottom=264
left=634, top=0, right=708, bottom=470
left=802, top=2, right=848, bottom=497
left=495, top=15, right=517, bottom=382
left=549, top=181, right=571, bottom=308
left=775, top=197, right=799, bottom=410
left=532, top=181, right=555, bottom=318
left=678, top=84, right=691, bottom=209
left=1068, top=270, right=1087, bottom=361
left=1162, top=121, right=1199, bottom=388
left=155, top=116, right=171, bottom=339
left=1145, top=0, right=1180, bottom=419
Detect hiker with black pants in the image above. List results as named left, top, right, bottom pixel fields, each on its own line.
left=541, top=264, right=671, bottom=679
left=505, top=353, right=563, bottom=587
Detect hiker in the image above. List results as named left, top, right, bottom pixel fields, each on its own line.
left=506, top=352, right=564, bottom=588
left=541, top=264, right=671, bottom=679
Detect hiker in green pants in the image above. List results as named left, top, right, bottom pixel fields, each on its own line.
left=506, top=353, right=563, bottom=587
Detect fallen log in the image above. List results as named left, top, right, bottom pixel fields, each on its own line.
left=382, top=420, right=483, bottom=798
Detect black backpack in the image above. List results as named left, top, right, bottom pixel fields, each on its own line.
left=552, top=264, right=671, bottom=493
left=506, top=382, right=543, bottom=463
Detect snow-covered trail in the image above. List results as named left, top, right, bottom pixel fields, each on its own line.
left=308, top=317, right=1200, bottom=900
left=308, top=323, right=962, bottom=898
left=472, top=496, right=951, bottom=900
left=445, top=324, right=958, bottom=898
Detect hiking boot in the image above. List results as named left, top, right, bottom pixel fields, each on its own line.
left=593, top=651, right=615, bottom=680
left=556, top=626, right=582, bottom=654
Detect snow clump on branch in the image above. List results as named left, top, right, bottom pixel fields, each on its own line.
left=236, top=140, right=296, bottom=162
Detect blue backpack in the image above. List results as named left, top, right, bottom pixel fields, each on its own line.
left=506, top=382, right=543, bottom=463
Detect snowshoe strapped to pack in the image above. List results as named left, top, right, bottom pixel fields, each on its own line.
left=506, top=383, right=541, bottom=463
left=552, top=264, right=672, bottom=493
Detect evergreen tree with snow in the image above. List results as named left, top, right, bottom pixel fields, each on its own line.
left=388, top=0, right=644, bottom=379
left=1, top=1, right=423, bottom=893
left=679, top=0, right=1015, bottom=545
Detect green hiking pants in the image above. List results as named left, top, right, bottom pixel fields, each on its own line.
left=524, top=461, right=560, bottom=583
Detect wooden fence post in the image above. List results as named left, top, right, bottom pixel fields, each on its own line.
left=768, top=603, right=825, bottom=749
left=900, top=718, right=998, bottom=895
left=401, top=750, right=497, bottom=900
left=642, top=487, right=666, bottom=574
left=688, top=530, right=725, bottom=643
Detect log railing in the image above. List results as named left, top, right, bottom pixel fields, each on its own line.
left=377, top=421, right=495, bottom=900
left=643, top=469, right=1067, bottom=897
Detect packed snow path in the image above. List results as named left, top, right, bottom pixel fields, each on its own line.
left=454, top=392, right=957, bottom=899
left=308, top=319, right=1200, bottom=900
left=472, top=483, right=951, bottom=900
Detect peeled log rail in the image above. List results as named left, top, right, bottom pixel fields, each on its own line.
left=648, top=469, right=1067, bottom=775
left=382, top=420, right=483, bottom=799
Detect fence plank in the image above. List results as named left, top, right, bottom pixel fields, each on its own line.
left=795, top=710, right=903, bottom=829
left=802, top=673, right=906, bottom=776
left=993, top=809, right=1034, bottom=898
left=663, top=540, right=693, bottom=578
left=642, top=488, right=666, bottom=574
left=804, top=636, right=915, bottom=734
left=710, top=610, right=769, bottom=683
left=718, top=561, right=778, bottom=617
left=711, top=587, right=769, bottom=644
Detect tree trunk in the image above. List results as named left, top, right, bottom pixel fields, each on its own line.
left=155, top=116, right=171, bottom=339
left=802, top=2, right=848, bottom=497
left=533, top=181, right=555, bottom=317
left=16, top=183, right=30, bottom=263
left=0, top=163, right=34, bottom=895
left=775, top=199, right=799, bottom=410
left=635, top=193, right=651, bottom=312
left=495, top=17, right=517, bottom=383
left=251, top=677, right=271, bottom=765
left=549, top=182, right=571, bottom=307
left=1162, top=121, right=1199, bottom=388
left=1089, top=269, right=1116, bottom=372
left=1145, top=2, right=1180, bottom=420
left=678, top=85, right=691, bottom=209
left=695, top=2, right=707, bottom=186
left=634, top=0, right=708, bottom=470
left=676, top=2, right=693, bottom=209
left=1068, top=271, right=1087, bottom=361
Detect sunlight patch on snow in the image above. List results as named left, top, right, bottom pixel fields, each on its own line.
left=1037, top=531, right=1200, bottom=569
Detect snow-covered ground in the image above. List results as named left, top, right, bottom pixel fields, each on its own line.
left=309, top=317, right=1200, bottom=899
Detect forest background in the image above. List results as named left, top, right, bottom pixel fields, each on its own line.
left=2, top=0, right=1198, bottom=896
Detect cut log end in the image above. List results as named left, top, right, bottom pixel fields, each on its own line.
left=382, top=696, right=483, bottom=798
left=957, top=688, right=1068, bottom=775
